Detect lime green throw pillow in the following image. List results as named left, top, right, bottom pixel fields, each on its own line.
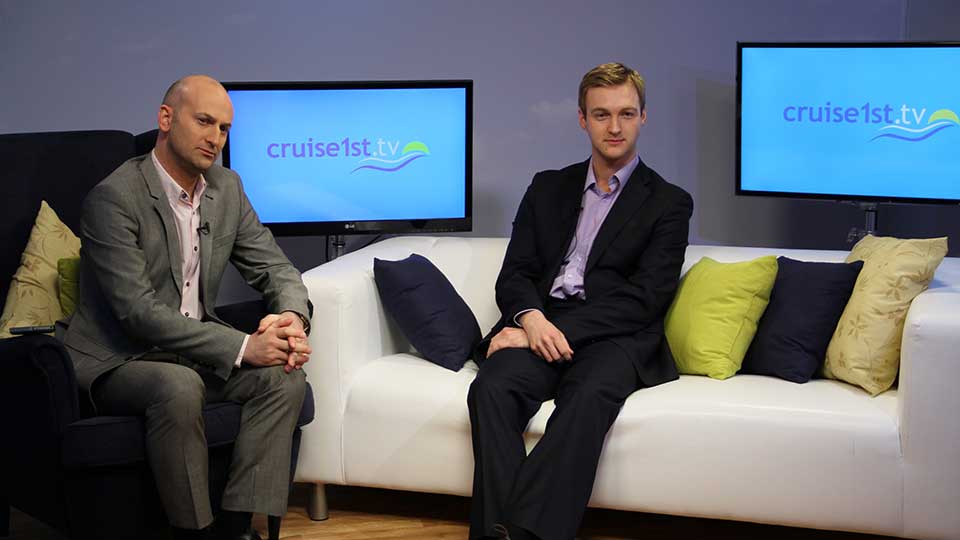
left=57, top=256, right=81, bottom=318
left=666, top=256, right=778, bottom=379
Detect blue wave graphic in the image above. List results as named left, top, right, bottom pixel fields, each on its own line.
left=870, top=123, right=955, bottom=142
left=351, top=153, right=425, bottom=173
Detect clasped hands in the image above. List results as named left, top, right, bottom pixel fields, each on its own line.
left=487, top=310, right=573, bottom=362
left=242, top=311, right=312, bottom=373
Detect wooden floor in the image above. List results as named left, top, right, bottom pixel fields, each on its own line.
left=9, top=483, right=897, bottom=539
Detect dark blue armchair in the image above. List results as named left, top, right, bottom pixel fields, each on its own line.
left=0, top=130, right=314, bottom=540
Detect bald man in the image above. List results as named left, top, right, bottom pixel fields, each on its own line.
left=63, top=75, right=312, bottom=540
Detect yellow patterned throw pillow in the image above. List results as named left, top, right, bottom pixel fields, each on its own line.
left=824, top=235, right=948, bottom=395
left=0, top=201, right=81, bottom=338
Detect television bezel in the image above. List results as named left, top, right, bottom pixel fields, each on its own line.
left=222, top=79, right=474, bottom=236
left=736, top=41, right=960, bottom=205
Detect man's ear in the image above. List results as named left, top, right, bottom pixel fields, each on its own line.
left=157, top=104, right=174, bottom=133
left=640, top=108, right=647, bottom=125
left=578, top=108, right=587, bottom=130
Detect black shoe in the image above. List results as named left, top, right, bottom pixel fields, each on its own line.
left=218, top=526, right=261, bottom=540
left=216, top=510, right=261, bottom=540
left=493, top=523, right=539, bottom=540
left=171, top=526, right=211, bottom=540
left=235, top=528, right=262, bottom=540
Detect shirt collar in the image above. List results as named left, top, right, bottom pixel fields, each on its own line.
left=585, top=155, right=639, bottom=195
left=151, top=150, right=206, bottom=206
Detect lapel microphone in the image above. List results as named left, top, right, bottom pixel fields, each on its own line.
left=197, top=222, right=210, bottom=235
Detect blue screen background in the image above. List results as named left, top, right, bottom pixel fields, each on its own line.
left=226, top=87, right=467, bottom=222
left=740, top=47, right=960, bottom=200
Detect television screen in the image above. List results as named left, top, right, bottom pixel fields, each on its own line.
left=737, top=43, right=960, bottom=204
left=222, top=80, right=472, bottom=235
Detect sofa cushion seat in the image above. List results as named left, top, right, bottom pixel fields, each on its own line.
left=62, top=383, right=316, bottom=469
left=341, top=353, right=902, bottom=534
left=62, top=402, right=242, bottom=468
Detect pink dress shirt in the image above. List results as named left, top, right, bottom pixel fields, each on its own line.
left=151, top=151, right=248, bottom=366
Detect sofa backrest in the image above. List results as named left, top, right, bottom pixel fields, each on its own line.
left=0, top=130, right=137, bottom=303
left=390, top=238, right=864, bottom=337
left=682, top=245, right=849, bottom=273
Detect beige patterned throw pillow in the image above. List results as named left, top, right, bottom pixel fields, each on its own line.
left=823, top=235, right=948, bottom=395
left=0, top=201, right=81, bottom=338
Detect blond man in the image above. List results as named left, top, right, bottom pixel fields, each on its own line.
left=468, top=63, right=693, bottom=540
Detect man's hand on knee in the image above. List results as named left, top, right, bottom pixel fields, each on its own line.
left=486, top=327, right=530, bottom=358
left=256, top=311, right=303, bottom=334
left=243, top=315, right=311, bottom=370
left=283, top=334, right=311, bottom=373
left=519, top=310, right=573, bottom=362
left=257, top=312, right=313, bottom=372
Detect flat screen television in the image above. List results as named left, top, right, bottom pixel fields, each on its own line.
left=737, top=42, right=960, bottom=204
left=222, top=80, right=473, bottom=235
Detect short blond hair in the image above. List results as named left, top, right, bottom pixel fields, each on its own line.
left=578, top=62, right=645, bottom=113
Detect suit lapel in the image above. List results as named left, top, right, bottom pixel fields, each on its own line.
left=549, top=160, right=590, bottom=271
left=141, top=158, right=184, bottom=295
left=584, top=159, right=652, bottom=274
left=558, top=160, right=590, bottom=230
left=198, top=179, right=217, bottom=311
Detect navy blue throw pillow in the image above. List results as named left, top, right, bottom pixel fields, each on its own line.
left=373, top=254, right=481, bottom=371
left=741, top=257, right=864, bottom=383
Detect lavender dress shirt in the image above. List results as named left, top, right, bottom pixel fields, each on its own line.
left=513, top=155, right=639, bottom=325
left=549, top=155, right=638, bottom=299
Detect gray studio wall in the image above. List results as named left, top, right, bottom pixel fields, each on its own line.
left=2, top=0, right=958, bottom=304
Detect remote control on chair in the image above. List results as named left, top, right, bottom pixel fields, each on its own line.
left=9, top=325, right=56, bottom=335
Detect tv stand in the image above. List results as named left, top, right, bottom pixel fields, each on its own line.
left=329, top=235, right=347, bottom=260
left=846, top=202, right=879, bottom=243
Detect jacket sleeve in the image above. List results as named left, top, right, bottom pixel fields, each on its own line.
left=227, top=177, right=310, bottom=322
left=494, top=174, right=550, bottom=326
left=80, top=182, right=244, bottom=379
left=551, top=191, right=693, bottom=346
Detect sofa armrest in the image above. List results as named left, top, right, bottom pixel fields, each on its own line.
left=0, top=335, right=80, bottom=521
left=898, top=286, right=960, bottom=540
left=0, top=334, right=80, bottom=431
left=296, top=238, right=434, bottom=484
left=294, top=235, right=507, bottom=485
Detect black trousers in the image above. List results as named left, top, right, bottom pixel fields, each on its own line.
left=467, top=332, right=641, bottom=540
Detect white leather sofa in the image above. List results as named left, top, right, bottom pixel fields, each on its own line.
left=295, top=236, right=960, bottom=539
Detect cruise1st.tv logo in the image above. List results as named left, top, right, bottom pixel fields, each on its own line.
left=780, top=102, right=959, bottom=142
left=264, top=137, right=430, bottom=173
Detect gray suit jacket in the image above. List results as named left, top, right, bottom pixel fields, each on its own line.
left=64, top=154, right=309, bottom=393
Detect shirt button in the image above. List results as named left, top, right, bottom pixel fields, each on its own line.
left=185, top=281, right=190, bottom=287
left=184, top=312, right=190, bottom=317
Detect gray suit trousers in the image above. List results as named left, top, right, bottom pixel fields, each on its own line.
left=92, top=355, right=307, bottom=529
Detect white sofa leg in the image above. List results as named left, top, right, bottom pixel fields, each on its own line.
left=307, top=482, right=329, bottom=521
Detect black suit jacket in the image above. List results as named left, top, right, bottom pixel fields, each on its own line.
left=480, top=157, right=693, bottom=387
